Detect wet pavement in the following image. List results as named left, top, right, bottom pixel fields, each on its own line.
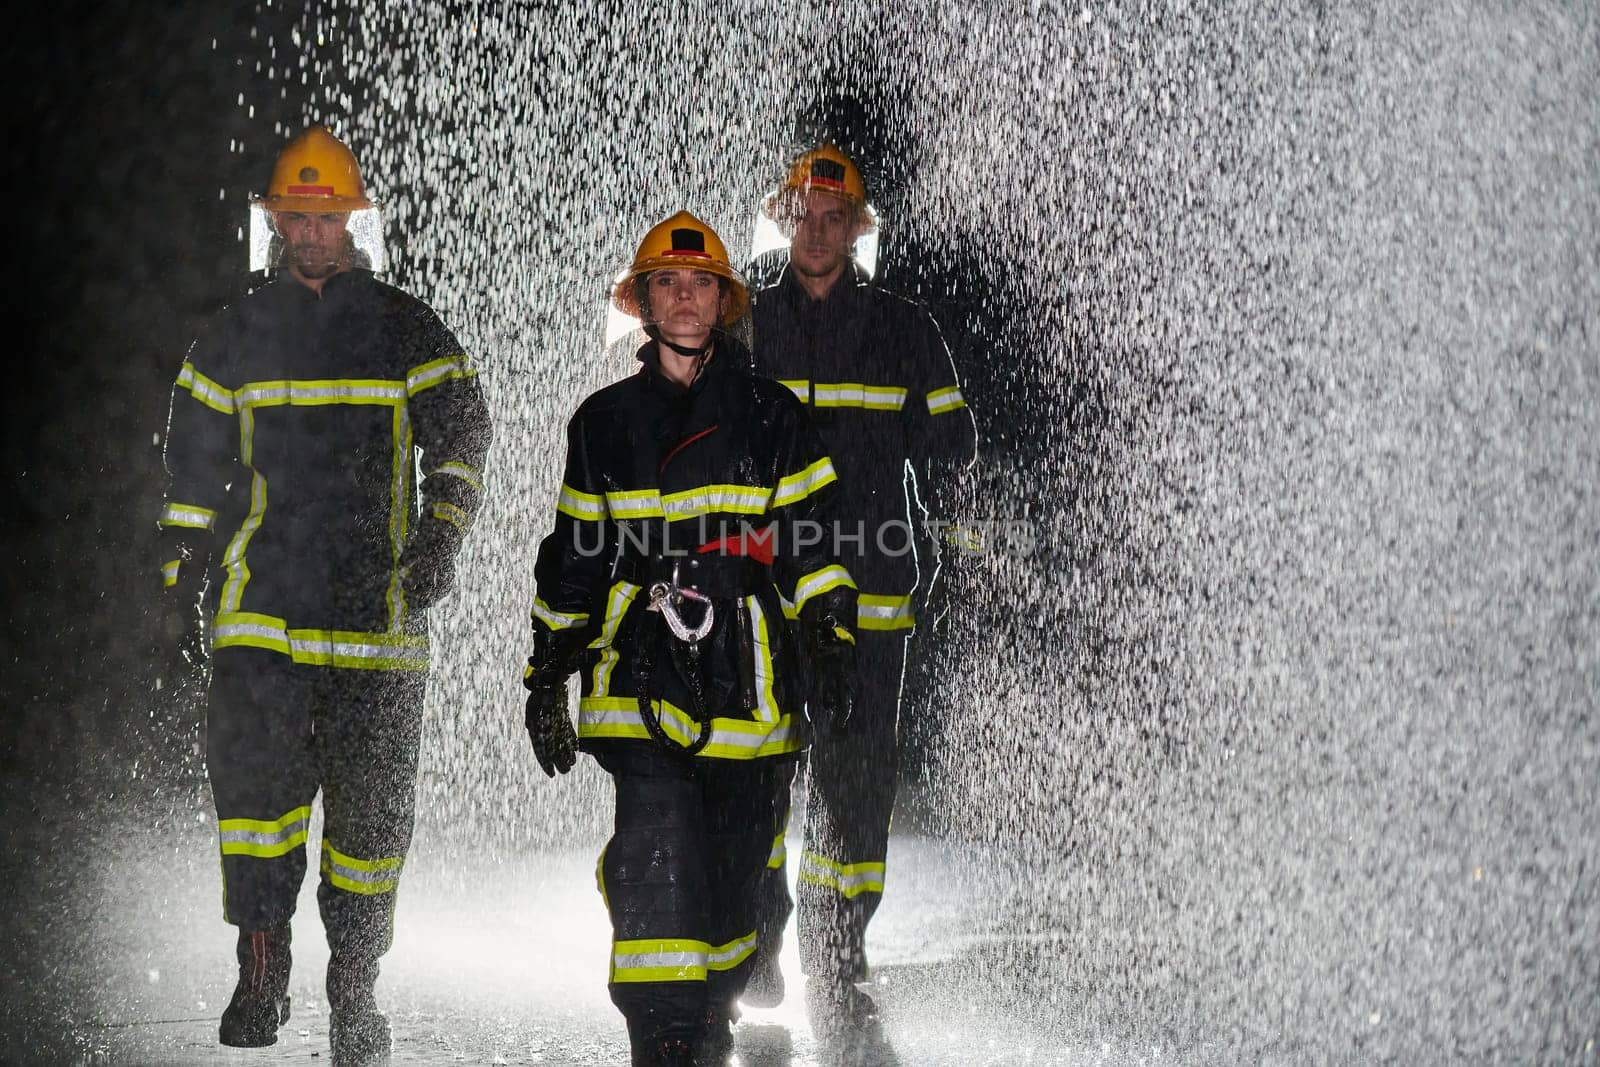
left=1, top=773, right=1098, bottom=1066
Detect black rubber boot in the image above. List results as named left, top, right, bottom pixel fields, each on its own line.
left=646, top=1037, right=700, bottom=1066
left=693, top=1002, right=737, bottom=1064
left=803, top=976, right=879, bottom=1038
left=741, top=942, right=785, bottom=1008
left=218, top=925, right=292, bottom=1047
left=327, top=955, right=391, bottom=1067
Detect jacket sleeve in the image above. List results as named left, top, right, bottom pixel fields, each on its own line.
left=529, top=411, right=612, bottom=665
left=404, top=312, right=493, bottom=547
left=157, top=328, right=239, bottom=592
left=902, top=307, right=977, bottom=519
left=767, top=400, right=857, bottom=631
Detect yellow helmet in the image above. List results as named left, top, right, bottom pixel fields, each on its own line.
left=766, top=143, right=869, bottom=216
left=258, top=126, right=372, bottom=213
left=612, top=211, right=749, bottom=325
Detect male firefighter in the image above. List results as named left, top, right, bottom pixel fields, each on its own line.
left=156, top=126, right=491, bottom=1065
left=746, top=144, right=978, bottom=1019
left=521, top=211, right=857, bottom=1066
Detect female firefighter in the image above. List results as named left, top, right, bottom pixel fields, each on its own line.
left=519, top=211, right=858, bottom=1066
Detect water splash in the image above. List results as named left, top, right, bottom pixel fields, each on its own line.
left=232, top=1, right=1600, bottom=1058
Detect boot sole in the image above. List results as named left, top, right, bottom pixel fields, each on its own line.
left=218, top=996, right=291, bottom=1047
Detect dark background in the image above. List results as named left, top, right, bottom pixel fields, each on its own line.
left=2, top=3, right=323, bottom=783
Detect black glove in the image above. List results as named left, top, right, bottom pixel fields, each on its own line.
left=524, top=675, right=577, bottom=777
left=806, top=615, right=858, bottom=736
left=401, top=516, right=462, bottom=612
left=152, top=551, right=209, bottom=693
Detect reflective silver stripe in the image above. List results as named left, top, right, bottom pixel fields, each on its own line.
left=661, top=484, right=771, bottom=519
left=927, top=385, right=967, bottom=414
left=708, top=931, right=758, bottom=968
left=323, top=852, right=403, bottom=885
left=799, top=852, right=886, bottom=897
left=406, top=355, right=474, bottom=395
left=607, top=489, right=665, bottom=519
left=288, top=633, right=430, bottom=666
left=234, top=381, right=407, bottom=405
left=219, top=821, right=307, bottom=849
left=792, top=565, right=854, bottom=612
left=772, top=457, right=838, bottom=508
left=177, top=363, right=237, bottom=413
left=614, top=948, right=703, bottom=970
left=813, top=383, right=907, bottom=410
left=588, top=582, right=642, bottom=696
left=387, top=403, right=412, bottom=628
left=858, top=595, right=912, bottom=624
left=218, top=809, right=310, bottom=850
left=748, top=596, right=779, bottom=723
left=557, top=483, right=607, bottom=520
left=578, top=699, right=795, bottom=756
left=159, top=502, right=216, bottom=530
left=430, top=461, right=483, bottom=492
left=778, top=379, right=810, bottom=401
left=532, top=597, right=590, bottom=631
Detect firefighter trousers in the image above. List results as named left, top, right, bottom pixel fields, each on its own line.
left=755, top=630, right=906, bottom=984
left=593, top=743, right=787, bottom=1049
left=206, top=647, right=425, bottom=964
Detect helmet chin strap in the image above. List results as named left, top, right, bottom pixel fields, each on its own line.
left=645, top=322, right=720, bottom=361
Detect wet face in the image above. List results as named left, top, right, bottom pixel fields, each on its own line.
left=273, top=211, right=351, bottom=279
left=787, top=189, right=867, bottom=282
left=645, top=268, right=727, bottom=347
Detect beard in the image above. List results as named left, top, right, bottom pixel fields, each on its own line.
left=282, top=233, right=353, bottom=277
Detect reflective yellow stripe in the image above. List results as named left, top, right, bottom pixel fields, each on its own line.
left=858, top=592, right=915, bottom=631
left=386, top=403, right=413, bottom=628
left=748, top=596, right=779, bottom=723
left=430, top=461, right=483, bottom=492
left=158, top=502, right=216, bottom=530
left=767, top=832, right=787, bottom=870
left=577, top=697, right=800, bottom=760
left=926, top=385, right=967, bottom=415
left=778, top=379, right=810, bottom=402
left=211, top=612, right=430, bottom=671
left=609, top=931, right=757, bottom=984
left=606, top=488, right=665, bottom=519
left=235, top=379, right=408, bottom=407
left=798, top=851, right=885, bottom=898
left=772, top=457, right=838, bottom=509
left=588, top=582, right=643, bottom=697
left=792, top=564, right=855, bottom=614
left=405, top=354, right=477, bottom=397
left=532, top=596, right=590, bottom=631
left=557, top=483, right=606, bottom=521
left=217, top=425, right=264, bottom=614
left=661, top=484, right=772, bottom=520
left=813, top=382, right=907, bottom=411
left=321, top=838, right=403, bottom=895
left=177, top=362, right=237, bottom=413
left=161, top=560, right=180, bottom=587
left=218, top=805, right=312, bottom=859
left=432, top=501, right=470, bottom=531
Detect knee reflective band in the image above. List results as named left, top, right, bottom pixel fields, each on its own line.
left=321, top=839, right=403, bottom=895
left=767, top=832, right=787, bottom=871
left=219, top=806, right=312, bottom=859
left=798, top=852, right=885, bottom=899
left=610, top=932, right=758, bottom=984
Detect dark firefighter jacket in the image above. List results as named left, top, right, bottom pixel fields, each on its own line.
left=158, top=269, right=492, bottom=670
left=751, top=266, right=977, bottom=632
left=530, top=336, right=856, bottom=762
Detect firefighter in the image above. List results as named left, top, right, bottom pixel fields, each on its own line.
left=156, top=126, right=492, bottom=1066
left=746, top=144, right=978, bottom=1020
left=521, top=211, right=858, bottom=1066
